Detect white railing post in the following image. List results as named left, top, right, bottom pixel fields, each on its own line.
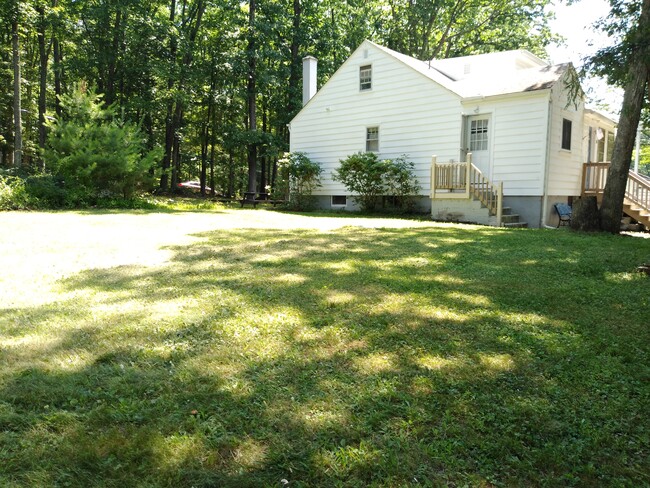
left=431, top=155, right=437, bottom=199
left=496, top=181, right=503, bottom=226
left=466, top=153, right=472, bottom=197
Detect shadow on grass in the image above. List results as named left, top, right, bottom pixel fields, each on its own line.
left=1, top=226, right=649, bottom=486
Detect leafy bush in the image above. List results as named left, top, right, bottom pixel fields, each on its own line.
left=0, top=174, right=31, bottom=210
left=24, top=175, right=67, bottom=208
left=334, top=152, right=420, bottom=212
left=382, top=155, right=421, bottom=212
left=276, top=152, right=322, bottom=211
left=45, top=82, right=161, bottom=201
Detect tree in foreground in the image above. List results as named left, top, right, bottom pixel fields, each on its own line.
left=586, top=0, right=650, bottom=232
left=45, top=82, right=161, bottom=202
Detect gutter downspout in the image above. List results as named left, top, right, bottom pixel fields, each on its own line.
left=541, top=91, right=555, bottom=229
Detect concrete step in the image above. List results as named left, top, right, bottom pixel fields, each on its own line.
left=503, top=222, right=528, bottom=228
left=501, top=214, right=522, bottom=224
left=501, top=206, right=512, bottom=215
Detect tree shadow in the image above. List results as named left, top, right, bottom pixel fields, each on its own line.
left=1, top=226, right=648, bottom=486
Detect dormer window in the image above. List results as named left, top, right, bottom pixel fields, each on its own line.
left=360, top=65, right=372, bottom=91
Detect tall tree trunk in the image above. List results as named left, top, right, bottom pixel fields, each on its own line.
left=288, top=0, right=302, bottom=119
left=599, top=0, right=650, bottom=233
left=171, top=106, right=183, bottom=191
left=246, top=0, right=257, bottom=194
left=200, top=97, right=212, bottom=195
left=228, top=149, right=235, bottom=197
left=106, top=9, right=122, bottom=105
left=37, top=4, right=48, bottom=161
left=53, top=39, right=62, bottom=116
left=12, top=15, right=22, bottom=168
left=259, top=104, right=267, bottom=193
left=161, top=0, right=177, bottom=191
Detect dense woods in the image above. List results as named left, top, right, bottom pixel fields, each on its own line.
left=1, top=0, right=556, bottom=197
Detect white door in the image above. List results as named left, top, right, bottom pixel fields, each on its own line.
left=467, top=115, right=491, bottom=178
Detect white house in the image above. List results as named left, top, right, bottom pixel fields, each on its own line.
left=289, top=40, right=617, bottom=228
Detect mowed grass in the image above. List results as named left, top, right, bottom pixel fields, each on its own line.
left=1, top=209, right=649, bottom=487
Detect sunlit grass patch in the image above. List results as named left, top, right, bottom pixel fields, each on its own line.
left=478, top=353, right=516, bottom=372
left=354, top=352, right=399, bottom=375
left=416, top=354, right=458, bottom=371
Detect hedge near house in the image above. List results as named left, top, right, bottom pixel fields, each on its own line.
left=334, top=152, right=420, bottom=212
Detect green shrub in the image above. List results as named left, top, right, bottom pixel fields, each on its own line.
left=334, top=152, right=420, bottom=212
left=276, top=152, right=322, bottom=211
left=0, top=174, right=31, bottom=210
left=24, top=175, right=67, bottom=208
left=45, top=82, right=161, bottom=201
left=382, top=155, right=421, bottom=212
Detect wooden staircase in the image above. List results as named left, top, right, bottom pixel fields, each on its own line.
left=431, top=154, right=527, bottom=227
left=582, top=163, right=650, bottom=229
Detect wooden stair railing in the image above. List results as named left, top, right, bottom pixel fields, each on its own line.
left=431, top=153, right=503, bottom=225
left=581, top=163, right=650, bottom=226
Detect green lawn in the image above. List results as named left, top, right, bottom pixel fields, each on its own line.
left=1, top=209, right=649, bottom=487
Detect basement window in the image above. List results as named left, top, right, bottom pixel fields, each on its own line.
left=360, top=65, right=372, bottom=91
left=561, top=118, right=572, bottom=150
left=332, top=195, right=347, bottom=206
left=366, top=127, right=379, bottom=152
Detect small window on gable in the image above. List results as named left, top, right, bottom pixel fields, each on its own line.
left=360, top=65, right=372, bottom=91
left=332, top=195, right=347, bottom=206
left=562, top=118, right=572, bottom=150
left=366, top=127, right=379, bottom=152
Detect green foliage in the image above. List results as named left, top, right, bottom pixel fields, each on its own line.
left=334, top=152, right=420, bottom=212
left=0, top=173, right=30, bottom=210
left=24, top=174, right=67, bottom=207
left=276, top=152, right=322, bottom=211
left=382, top=155, right=422, bottom=212
left=45, top=83, right=161, bottom=200
left=0, top=0, right=555, bottom=199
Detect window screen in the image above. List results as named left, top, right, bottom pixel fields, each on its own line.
left=366, top=127, right=379, bottom=152
left=360, top=65, right=372, bottom=91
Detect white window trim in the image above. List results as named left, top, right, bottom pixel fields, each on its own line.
left=366, top=126, right=379, bottom=153
left=359, top=64, right=372, bottom=92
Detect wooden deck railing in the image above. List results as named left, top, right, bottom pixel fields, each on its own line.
left=581, top=162, right=650, bottom=214
left=431, top=154, right=503, bottom=224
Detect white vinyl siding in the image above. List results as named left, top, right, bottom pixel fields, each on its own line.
left=462, top=92, right=549, bottom=196
left=290, top=42, right=462, bottom=196
left=547, top=70, right=585, bottom=196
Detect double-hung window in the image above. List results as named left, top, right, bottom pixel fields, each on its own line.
left=366, top=127, right=379, bottom=152
left=360, top=65, right=372, bottom=91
